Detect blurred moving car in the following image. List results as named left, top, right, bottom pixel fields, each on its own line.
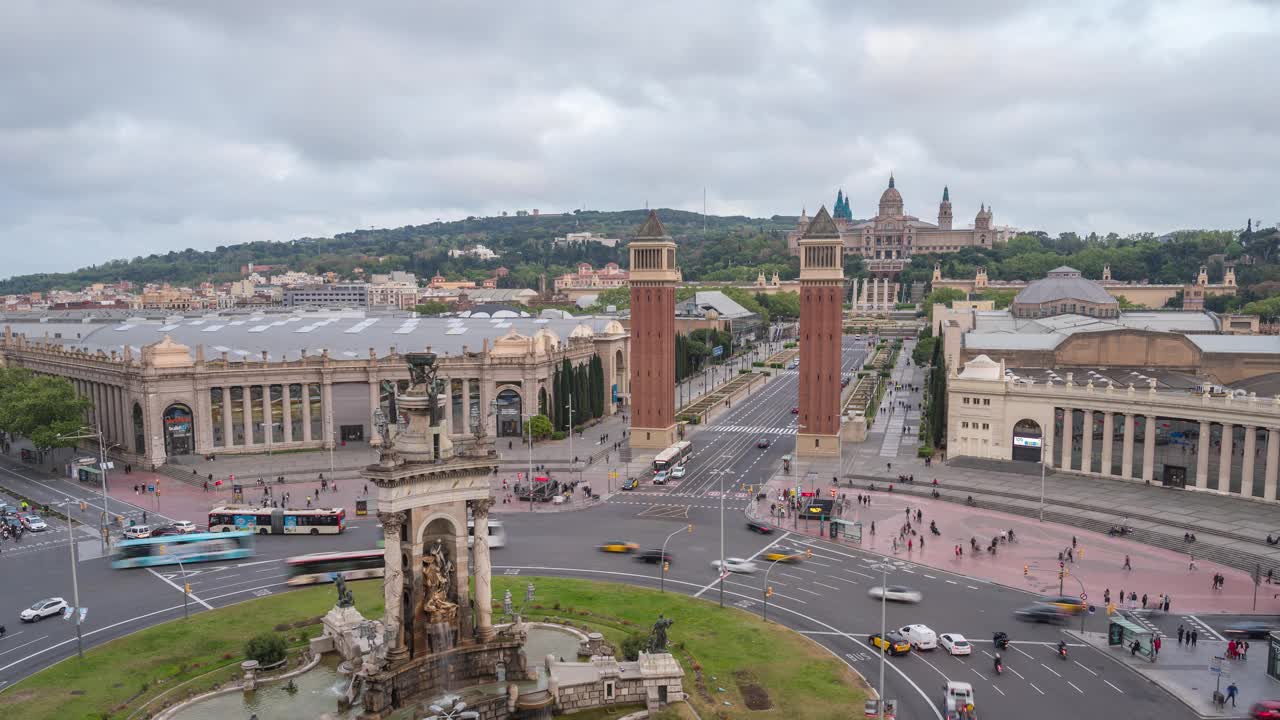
left=867, top=585, right=923, bottom=603
left=711, top=558, right=758, bottom=574
left=652, top=471, right=669, bottom=485
left=18, top=513, right=47, bottom=532
left=1225, top=621, right=1275, bottom=639
left=149, top=525, right=182, bottom=537
left=1040, top=595, right=1086, bottom=615
left=939, top=633, right=971, bottom=656
left=171, top=520, right=198, bottom=534
left=762, top=551, right=798, bottom=563
left=20, top=597, right=68, bottom=622
left=790, top=407, right=799, bottom=414
left=746, top=520, right=774, bottom=534
left=123, top=524, right=153, bottom=539
left=756, top=438, right=771, bottom=448
left=635, top=549, right=673, bottom=564
left=670, top=465, right=686, bottom=479
left=1015, top=603, right=1068, bottom=624
left=868, top=631, right=911, bottom=656
left=598, top=540, right=639, bottom=553
left=898, top=624, right=938, bottom=650
left=1249, top=699, right=1280, bottom=719
left=620, top=478, right=640, bottom=491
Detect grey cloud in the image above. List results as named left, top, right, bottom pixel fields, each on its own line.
left=1, top=0, right=1278, bottom=278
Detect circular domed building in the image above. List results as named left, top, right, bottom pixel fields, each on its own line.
left=1011, top=267, right=1119, bottom=319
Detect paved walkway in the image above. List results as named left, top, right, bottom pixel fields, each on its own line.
left=752, top=473, right=1280, bottom=615
left=1072, top=629, right=1271, bottom=718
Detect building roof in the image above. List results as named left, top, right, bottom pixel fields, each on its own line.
left=1012, top=272, right=1117, bottom=306
left=1187, top=335, right=1280, bottom=354
left=676, top=291, right=755, bottom=320
left=0, top=310, right=625, bottom=362
left=964, top=310, right=1228, bottom=353
left=634, top=210, right=669, bottom=240
left=462, top=288, right=538, bottom=302
left=801, top=205, right=840, bottom=238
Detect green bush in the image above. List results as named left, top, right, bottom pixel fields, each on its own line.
left=244, top=633, right=287, bottom=666
left=620, top=633, right=648, bottom=661
left=783, top=341, right=798, bottom=349
left=879, top=370, right=891, bottom=378
left=528, top=414, right=554, bottom=440
left=769, top=363, right=783, bottom=369
left=917, top=446, right=935, bottom=459
left=752, top=361, right=765, bottom=367
left=551, top=430, right=567, bottom=441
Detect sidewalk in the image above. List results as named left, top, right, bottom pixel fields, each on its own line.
left=750, top=471, right=1280, bottom=615
left=1071, top=629, right=1269, bottom=718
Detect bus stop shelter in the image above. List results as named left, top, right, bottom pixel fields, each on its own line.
left=1108, top=616, right=1155, bottom=661
left=830, top=519, right=862, bottom=544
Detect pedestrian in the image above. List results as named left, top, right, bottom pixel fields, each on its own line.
left=1141, top=593, right=1148, bottom=609
left=1163, top=595, right=1171, bottom=612
left=1226, top=682, right=1238, bottom=708
left=1123, top=555, right=1132, bottom=570
left=1228, top=639, right=1238, bottom=659
left=1191, top=628, right=1198, bottom=646
left=142, top=511, right=147, bottom=524
left=907, top=538, right=913, bottom=552
left=1104, top=589, right=1111, bottom=605
left=1153, top=635, right=1161, bottom=657
left=1189, top=554, right=1196, bottom=571
left=1072, top=535, right=1077, bottom=549
left=1242, top=640, right=1250, bottom=659
left=1177, top=625, right=1184, bottom=645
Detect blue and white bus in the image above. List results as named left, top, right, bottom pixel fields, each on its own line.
left=110, top=531, right=255, bottom=569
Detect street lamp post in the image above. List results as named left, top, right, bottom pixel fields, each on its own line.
left=761, top=552, right=803, bottom=622
left=1039, top=454, right=1047, bottom=522
left=565, top=395, right=575, bottom=485
left=524, top=413, right=535, bottom=514
left=56, top=424, right=113, bottom=552
left=57, top=499, right=85, bottom=659
left=873, top=562, right=890, bottom=720
left=659, top=524, right=692, bottom=593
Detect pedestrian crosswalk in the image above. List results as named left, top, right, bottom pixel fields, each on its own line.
left=705, top=425, right=798, bottom=435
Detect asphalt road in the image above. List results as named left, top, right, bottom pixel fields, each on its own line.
left=0, top=336, right=1208, bottom=718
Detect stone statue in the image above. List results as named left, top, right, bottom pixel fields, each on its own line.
left=405, top=352, right=442, bottom=425
left=648, top=615, right=674, bottom=653
left=422, top=539, right=458, bottom=621
left=334, top=574, right=355, bottom=608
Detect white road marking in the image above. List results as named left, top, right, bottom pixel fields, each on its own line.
left=147, top=568, right=214, bottom=609
left=825, top=575, right=859, bottom=586
left=911, top=651, right=953, bottom=682
left=1186, top=615, right=1227, bottom=642
left=990, top=684, right=1005, bottom=696
left=1040, top=663, right=1062, bottom=677
left=966, top=585, right=979, bottom=590
left=1073, top=660, right=1098, bottom=676
left=1008, top=667, right=1026, bottom=680
left=1067, top=680, right=1084, bottom=693
left=923, top=574, right=937, bottom=579
left=1104, top=679, right=1125, bottom=694
left=693, top=531, right=790, bottom=598
left=1012, top=645, right=1034, bottom=659
left=795, top=587, right=821, bottom=596
left=945, top=580, right=958, bottom=585
left=813, top=581, right=840, bottom=591
left=846, top=569, right=875, bottom=579
left=1029, top=682, right=1045, bottom=695
left=779, top=572, right=805, bottom=581
left=0, top=635, right=47, bottom=657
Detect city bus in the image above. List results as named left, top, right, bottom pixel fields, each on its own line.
left=286, top=549, right=384, bottom=586
left=110, top=531, right=254, bottom=569
left=207, top=506, right=345, bottom=535
left=467, top=519, right=508, bottom=548
left=652, top=441, right=693, bottom=473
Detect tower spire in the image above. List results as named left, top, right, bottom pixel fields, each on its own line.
left=888, top=173, right=895, bottom=189
left=942, top=185, right=950, bottom=202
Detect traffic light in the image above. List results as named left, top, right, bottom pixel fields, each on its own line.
left=765, top=586, right=774, bottom=598
left=806, top=548, right=812, bottom=559
left=663, top=561, right=669, bottom=573
left=686, top=524, right=693, bottom=533
left=184, top=584, right=191, bottom=594
left=1058, top=569, right=1064, bottom=580
left=1023, top=564, right=1029, bottom=576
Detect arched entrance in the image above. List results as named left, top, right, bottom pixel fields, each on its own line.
left=132, top=403, right=146, bottom=456
left=162, top=403, right=195, bottom=457
left=495, top=387, right=523, bottom=437
left=1012, top=418, right=1043, bottom=462
left=614, top=348, right=626, bottom=406
left=538, top=387, right=549, bottom=417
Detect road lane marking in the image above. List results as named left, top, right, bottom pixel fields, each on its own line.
left=813, top=581, right=840, bottom=591
left=1040, top=663, right=1061, bottom=677
left=1104, top=679, right=1125, bottom=694
left=966, top=585, right=978, bottom=590
left=1029, top=682, right=1045, bottom=695
left=911, top=651, right=953, bottom=682
left=1067, top=680, right=1084, bottom=693
left=0, top=636, right=47, bottom=657
left=1012, top=645, right=1034, bottom=659
left=779, top=572, right=805, bottom=580
left=845, top=569, right=875, bottom=579
left=1008, top=667, right=1025, bottom=680
left=990, top=684, right=1005, bottom=696
left=825, top=575, right=859, bottom=586
left=1186, top=615, right=1227, bottom=642
left=196, top=573, right=288, bottom=592
left=147, top=569, right=214, bottom=610
left=945, top=580, right=958, bottom=585
left=923, top=574, right=937, bottom=579
left=795, top=587, right=821, bottom=596
left=1073, top=660, right=1098, bottom=676
left=693, top=531, right=790, bottom=598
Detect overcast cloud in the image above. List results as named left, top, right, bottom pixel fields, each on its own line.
left=1, top=0, right=1277, bottom=279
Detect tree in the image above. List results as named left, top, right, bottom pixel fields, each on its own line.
left=911, top=336, right=937, bottom=366
left=975, top=289, right=1017, bottom=309
left=923, top=288, right=966, bottom=319
left=1242, top=296, right=1280, bottom=321
left=528, top=414, right=553, bottom=440
left=0, top=369, right=91, bottom=449
left=244, top=633, right=287, bottom=666
left=412, top=301, right=450, bottom=316
left=589, top=354, right=605, bottom=418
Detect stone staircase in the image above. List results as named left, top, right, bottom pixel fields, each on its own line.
left=847, top=473, right=1280, bottom=579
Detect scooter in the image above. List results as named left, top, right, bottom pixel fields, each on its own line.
left=993, top=655, right=1003, bottom=675
left=1058, top=642, right=1069, bottom=660
left=929, top=522, right=941, bottom=536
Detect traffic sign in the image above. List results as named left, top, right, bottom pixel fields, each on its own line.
left=517, top=472, right=524, bottom=480
left=1210, top=656, right=1224, bottom=674
left=79, top=607, right=87, bottom=623
left=712, top=345, right=724, bottom=358
left=1080, top=592, right=1088, bottom=601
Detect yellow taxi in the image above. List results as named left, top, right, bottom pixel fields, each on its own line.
left=598, top=540, right=640, bottom=554
left=1040, top=595, right=1086, bottom=615
left=868, top=631, right=912, bottom=656
left=763, top=551, right=797, bottom=563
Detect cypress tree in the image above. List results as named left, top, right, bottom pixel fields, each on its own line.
left=590, top=354, right=604, bottom=418
left=560, top=358, right=574, bottom=430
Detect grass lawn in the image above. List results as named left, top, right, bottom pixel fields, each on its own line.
left=0, top=580, right=385, bottom=719
left=496, top=576, right=869, bottom=719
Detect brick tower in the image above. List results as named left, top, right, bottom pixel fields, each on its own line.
left=797, top=206, right=844, bottom=458
left=628, top=210, right=679, bottom=449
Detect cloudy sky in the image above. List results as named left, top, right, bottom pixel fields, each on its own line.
left=2, top=1, right=1277, bottom=279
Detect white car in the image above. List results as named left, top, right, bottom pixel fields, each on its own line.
left=670, top=465, right=686, bottom=479
left=938, top=633, right=971, bottom=655
left=123, top=524, right=152, bottom=539
left=899, top=624, right=938, bottom=650
left=20, top=514, right=47, bottom=532
left=867, top=585, right=923, bottom=603
left=20, top=597, right=68, bottom=622
left=652, top=471, right=669, bottom=485
left=711, top=558, right=759, bottom=574
left=943, top=681, right=976, bottom=716
left=171, top=520, right=198, bottom=534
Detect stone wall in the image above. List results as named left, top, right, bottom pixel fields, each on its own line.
left=361, top=641, right=526, bottom=717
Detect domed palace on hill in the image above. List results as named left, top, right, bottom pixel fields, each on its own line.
left=788, top=175, right=1019, bottom=309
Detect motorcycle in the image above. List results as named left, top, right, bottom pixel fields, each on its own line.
left=993, top=632, right=1009, bottom=650
left=929, top=521, right=941, bottom=536
left=1108, top=525, right=1133, bottom=537
left=1058, top=642, right=1068, bottom=660
left=993, top=654, right=1003, bottom=675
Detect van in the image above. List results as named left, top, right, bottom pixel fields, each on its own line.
left=124, top=524, right=153, bottom=539
left=467, top=520, right=507, bottom=549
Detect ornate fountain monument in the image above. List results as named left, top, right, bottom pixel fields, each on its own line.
left=358, top=351, right=527, bottom=718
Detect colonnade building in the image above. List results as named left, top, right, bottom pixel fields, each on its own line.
left=944, top=270, right=1280, bottom=503
left=0, top=311, right=629, bottom=468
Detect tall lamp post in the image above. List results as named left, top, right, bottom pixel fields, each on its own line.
left=659, top=524, right=692, bottom=592
left=55, top=499, right=85, bottom=659
left=761, top=550, right=807, bottom=622
left=871, top=561, right=892, bottom=720
left=523, top=412, right=535, bottom=514
left=56, top=424, right=113, bottom=552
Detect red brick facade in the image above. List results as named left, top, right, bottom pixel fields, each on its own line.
left=629, top=283, right=675, bottom=435
left=799, top=282, right=842, bottom=438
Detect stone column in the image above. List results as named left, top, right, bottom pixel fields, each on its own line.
left=194, top=383, right=211, bottom=456
left=1265, top=428, right=1279, bottom=501
left=1101, top=412, right=1114, bottom=476
left=321, top=379, right=335, bottom=449
left=1060, top=408, right=1073, bottom=470
left=368, top=377, right=380, bottom=428
left=461, top=378, right=471, bottom=434
left=379, top=511, right=409, bottom=662
left=1241, top=425, right=1257, bottom=498
left=1218, top=424, right=1234, bottom=494
left=241, top=387, right=255, bottom=447
left=261, top=386, right=273, bottom=446
left=443, top=378, right=454, bottom=434
left=222, top=387, right=235, bottom=448
left=110, top=386, right=122, bottom=447
left=282, top=384, right=293, bottom=444
left=1143, top=415, right=1157, bottom=482
left=1080, top=410, right=1094, bottom=474
left=1195, top=421, right=1210, bottom=488
left=1042, top=409, right=1056, bottom=469
left=302, top=384, right=313, bottom=443
left=1121, top=413, right=1135, bottom=479
left=472, top=498, right=496, bottom=642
